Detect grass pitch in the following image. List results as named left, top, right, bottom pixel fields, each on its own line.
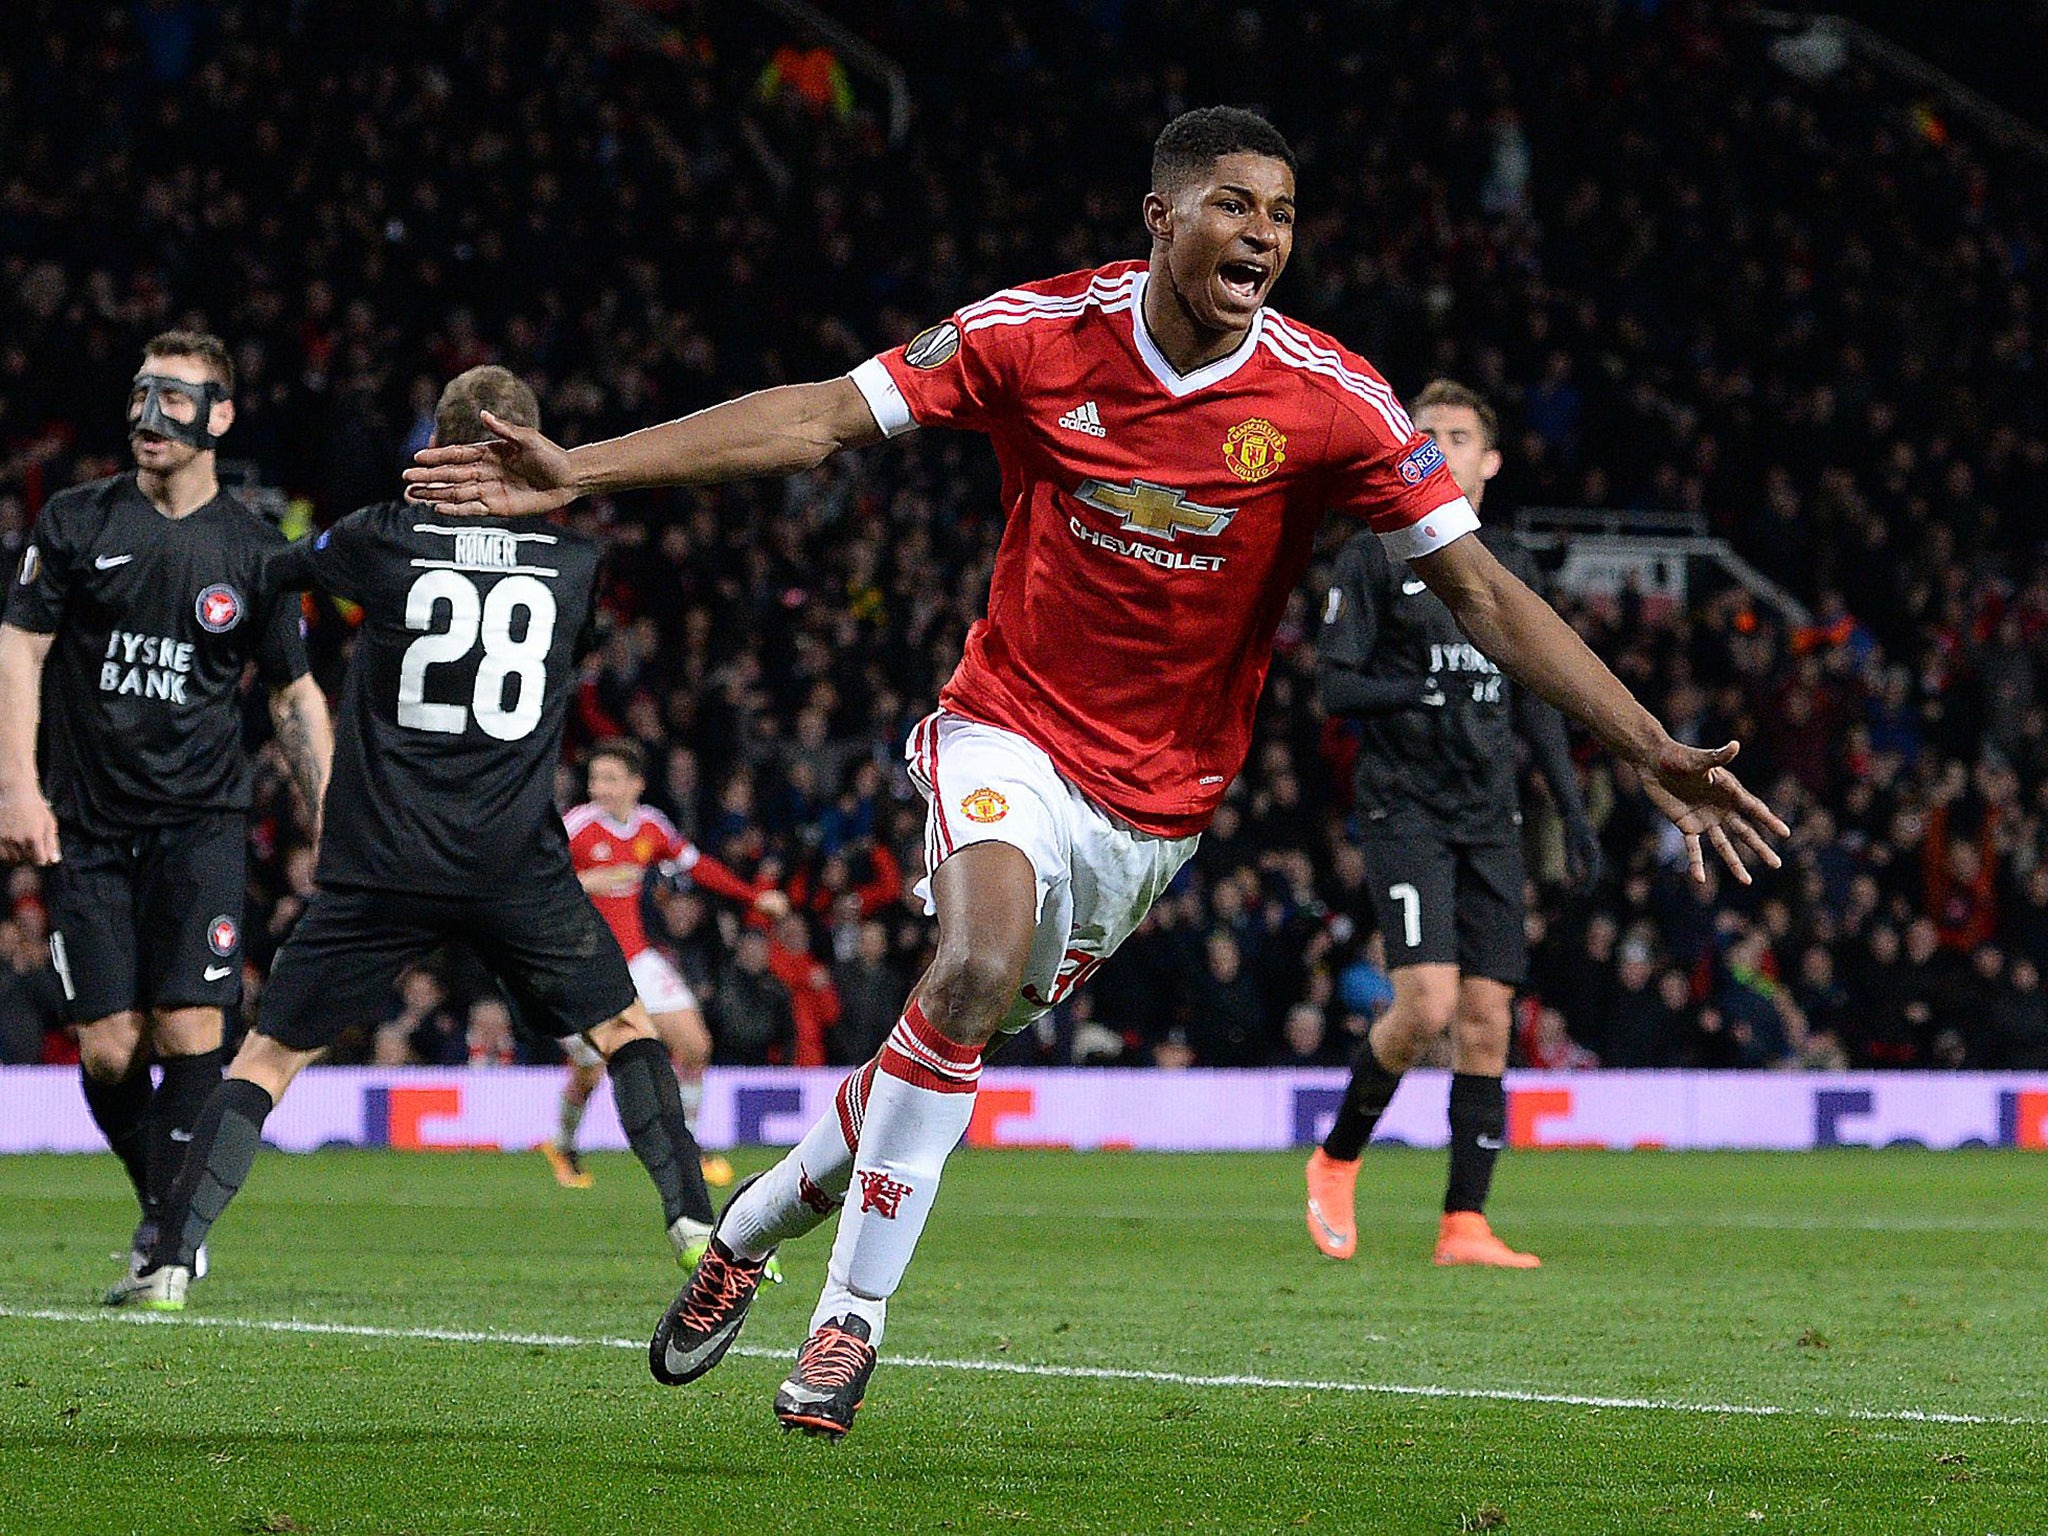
left=0, top=1145, right=2043, bottom=1535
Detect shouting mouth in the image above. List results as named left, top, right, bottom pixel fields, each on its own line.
left=1217, top=259, right=1269, bottom=307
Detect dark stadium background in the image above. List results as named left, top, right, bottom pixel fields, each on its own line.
left=1, top=0, right=2044, bottom=1078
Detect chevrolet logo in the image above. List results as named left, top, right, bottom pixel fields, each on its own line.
left=1072, top=478, right=1237, bottom=541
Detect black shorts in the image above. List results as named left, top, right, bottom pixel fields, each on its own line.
left=257, top=869, right=638, bottom=1054
left=45, top=813, right=247, bottom=1024
left=1358, top=826, right=1527, bottom=985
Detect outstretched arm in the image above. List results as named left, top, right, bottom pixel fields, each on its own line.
left=1411, top=534, right=1787, bottom=885
left=402, top=379, right=886, bottom=518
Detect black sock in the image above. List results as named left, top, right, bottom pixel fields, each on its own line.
left=608, top=1035, right=714, bottom=1227
left=152, top=1077, right=274, bottom=1269
left=1322, top=1039, right=1402, bottom=1162
left=146, top=1048, right=225, bottom=1216
left=1445, top=1072, right=1507, bottom=1215
left=81, top=1066, right=156, bottom=1218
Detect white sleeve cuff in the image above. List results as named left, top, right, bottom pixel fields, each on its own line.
left=849, top=357, right=918, bottom=439
left=1377, top=495, right=1480, bottom=562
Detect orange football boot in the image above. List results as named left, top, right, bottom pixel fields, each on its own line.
left=542, top=1144, right=594, bottom=1189
left=1433, top=1211, right=1540, bottom=1268
left=1304, top=1148, right=1360, bottom=1259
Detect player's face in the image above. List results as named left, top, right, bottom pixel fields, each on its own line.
left=588, top=756, right=644, bottom=818
left=1149, top=151, right=1295, bottom=332
left=127, top=354, right=232, bottom=473
left=1413, top=404, right=1502, bottom=507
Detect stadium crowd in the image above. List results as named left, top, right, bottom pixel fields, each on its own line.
left=1, top=0, right=2043, bottom=1073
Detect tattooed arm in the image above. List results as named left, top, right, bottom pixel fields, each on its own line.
left=268, top=674, right=333, bottom=843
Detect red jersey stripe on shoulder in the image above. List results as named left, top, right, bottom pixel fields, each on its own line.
left=954, top=262, right=1143, bottom=317
left=957, top=269, right=1143, bottom=334
left=1259, top=319, right=1413, bottom=441
left=1260, top=322, right=1411, bottom=434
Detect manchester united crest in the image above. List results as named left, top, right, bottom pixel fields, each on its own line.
left=960, top=787, right=1009, bottom=823
left=1223, top=418, right=1287, bottom=483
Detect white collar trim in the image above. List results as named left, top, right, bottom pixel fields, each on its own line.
left=1126, top=271, right=1266, bottom=397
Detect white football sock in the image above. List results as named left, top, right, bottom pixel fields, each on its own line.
left=812, top=1002, right=981, bottom=1349
left=555, top=1093, right=586, bottom=1154
left=677, top=1075, right=704, bottom=1130
left=721, top=1062, right=875, bottom=1262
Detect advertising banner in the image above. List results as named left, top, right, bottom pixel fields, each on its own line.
left=4, top=1067, right=2046, bottom=1154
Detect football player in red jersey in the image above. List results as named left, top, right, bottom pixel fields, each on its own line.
left=553, top=738, right=788, bottom=1191
left=409, top=106, right=1786, bottom=1439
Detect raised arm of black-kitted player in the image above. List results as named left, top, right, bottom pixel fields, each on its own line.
left=258, top=511, right=375, bottom=605
left=1316, top=535, right=1430, bottom=718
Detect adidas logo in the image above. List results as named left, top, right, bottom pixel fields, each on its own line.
left=1057, top=400, right=1106, bottom=437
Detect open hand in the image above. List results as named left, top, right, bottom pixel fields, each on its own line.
left=402, top=411, right=578, bottom=519
left=1638, top=740, right=1788, bottom=887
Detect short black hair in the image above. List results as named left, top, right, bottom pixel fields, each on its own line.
left=1151, top=107, right=1296, bottom=196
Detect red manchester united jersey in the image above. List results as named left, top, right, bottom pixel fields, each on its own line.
left=564, top=802, right=753, bottom=957
left=850, top=260, right=1477, bottom=837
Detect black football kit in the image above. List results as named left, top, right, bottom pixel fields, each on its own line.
left=1315, top=523, right=1598, bottom=1224
left=139, top=501, right=715, bottom=1285
left=3, top=472, right=308, bottom=1020
left=1317, top=525, right=1579, bottom=985
left=252, top=501, right=636, bottom=1048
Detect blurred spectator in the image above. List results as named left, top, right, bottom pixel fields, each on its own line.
left=0, top=915, right=64, bottom=1064
left=767, top=912, right=839, bottom=1068
left=385, top=968, right=461, bottom=1068
left=1187, top=931, right=1267, bottom=1067
left=713, top=929, right=797, bottom=1066
left=465, top=998, right=518, bottom=1068
left=829, top=919, right=901, bottom=1066
left=1272, top=1003, right=1342, bottom=1068
left=1521, top=1006, right=1599, bottom=1070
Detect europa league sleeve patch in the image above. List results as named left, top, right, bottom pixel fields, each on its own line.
left=904, top=321, right=962, bottom=370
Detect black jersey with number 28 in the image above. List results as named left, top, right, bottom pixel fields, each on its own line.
left=3, top=473, right=309, bottom=833
left=262, top=502, right=599, bottom=896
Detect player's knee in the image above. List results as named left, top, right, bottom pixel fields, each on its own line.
left=1449, top=982, right=1514, bottom=1072
left=920, top=941, right=1026, bottom=1046
left=77, top=1014, right=145, bottom=1082
left=150, top=1005, right=225, bottom=1057
left=1396, top=973, right=1459, bottom=1036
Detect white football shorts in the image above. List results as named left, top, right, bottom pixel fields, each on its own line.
left=561, top=948, right=698, bottom=1067
left=906, top=710, right=1199, bottom=1033
left=628, top=946, right=699, bottom=1017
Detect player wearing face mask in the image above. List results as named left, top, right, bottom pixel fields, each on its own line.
left=0, top=331, right=331, bottom=1298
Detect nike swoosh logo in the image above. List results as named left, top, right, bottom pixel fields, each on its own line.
left=1476, top=1136, right=1506, bottom=1151
left=168, top=1129, right=193, bottom=1143
left=1306, top=1199, right=1351, bottom=1247
left=776, top=1382, right=840, bottom=1407
left=203, top=964, right=233, bottom=981
left=95, top=554, right=134, bottom=570
left=1402, top=579, right=1428, bottom=595
left=663, top=1320, right=741, bottom=1378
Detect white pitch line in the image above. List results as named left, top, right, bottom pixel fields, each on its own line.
left=1, top=1305, right=2036, bottom=1428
